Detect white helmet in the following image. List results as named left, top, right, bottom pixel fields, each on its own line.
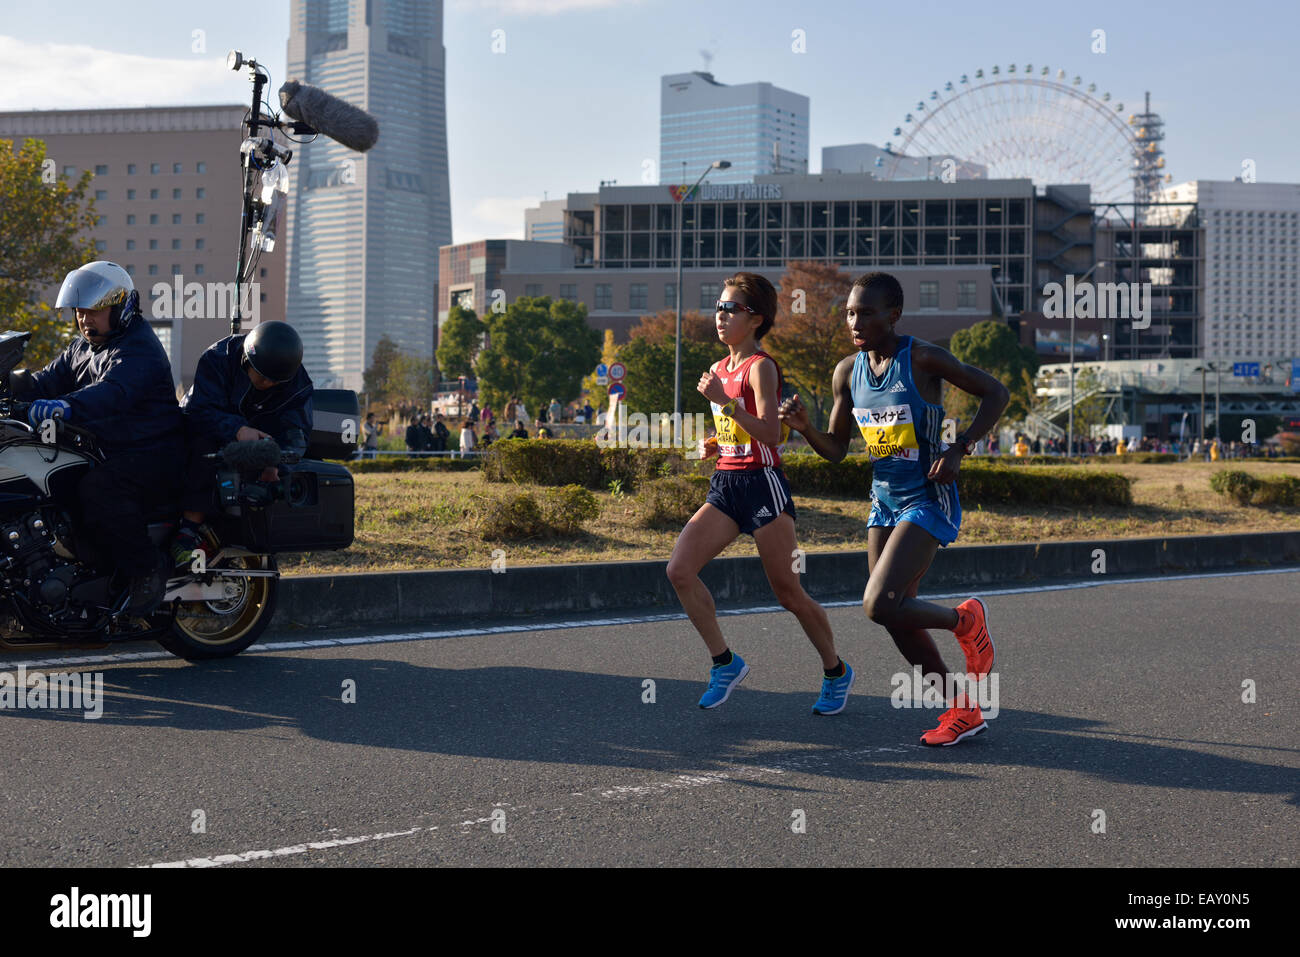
left=55, top=261, right=140, bottom=328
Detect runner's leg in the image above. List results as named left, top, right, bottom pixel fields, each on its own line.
left=752, top=513, right=838, bottom=669
left=666, top=503, right=741, bottom=657
left=865, top=524, right=953, bottom=685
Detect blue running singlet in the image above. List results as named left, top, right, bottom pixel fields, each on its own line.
left=849, top=336, right=962, bottom=545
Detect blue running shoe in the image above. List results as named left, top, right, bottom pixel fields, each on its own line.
left=812, top=661, right=855, bottom=715
left=698, top=653, right=750, bottom=709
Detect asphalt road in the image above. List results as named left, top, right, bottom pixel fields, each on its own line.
left=0, top=569, right=1295, bottom=867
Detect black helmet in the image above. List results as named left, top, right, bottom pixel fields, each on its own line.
left=56, top=260, right=140, bottom=331
left=243, top=321, right=303, bottom=383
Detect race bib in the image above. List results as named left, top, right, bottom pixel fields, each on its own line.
left=853, top=404, right=919, bottom=462
left=711, top=402, right=752, bottom=458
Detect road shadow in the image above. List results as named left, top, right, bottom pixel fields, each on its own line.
left=10, top=654, right=1298, bottom=805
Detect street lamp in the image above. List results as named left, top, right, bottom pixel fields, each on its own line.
left=1067, top=261, right=1106, bottom=456
left=674, top=160, right=731, bottom=431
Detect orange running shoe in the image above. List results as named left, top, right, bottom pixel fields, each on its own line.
left=954, top=597, right=994, bottom=680
left=920, top=700, right=987, bottom=747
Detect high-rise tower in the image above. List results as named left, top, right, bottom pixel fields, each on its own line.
left=285, top=0, right=451, bottom=390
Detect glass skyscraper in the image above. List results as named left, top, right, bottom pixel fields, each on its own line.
left=285, top=0, right=452, bottom=391
left=660, top=72, right=809, bottom=185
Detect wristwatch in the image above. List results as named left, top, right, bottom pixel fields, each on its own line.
left=954, top=432, right=976, bottom=456
left=721, top=399, right=738, bottom=417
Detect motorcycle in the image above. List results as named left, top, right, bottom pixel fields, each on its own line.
left=0, top=330, right=355, bottom=660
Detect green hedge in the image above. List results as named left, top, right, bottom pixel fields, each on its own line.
left=1209, top=470, right=1300, bottom=507
left=482, top=440, right=689, bottom=491
left=470, top=484, right=601, bottom=539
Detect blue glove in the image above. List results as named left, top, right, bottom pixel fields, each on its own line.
left=28, top=399, right=71, bottom=427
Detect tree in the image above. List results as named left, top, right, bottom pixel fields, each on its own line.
left=387, top=352, right=435, bottom=418
left=764, top=261, right=854, bottom=429
left=436, top=304, right=484, bottom=379
left=474, top=295, right=600, bottom=416
left=0, top=139, right=97, bottom=367
left=362, top=335, right=402, bottom=405
left=946, top=320, right=1040, bottom=427
left=580, top=328, right=619, bottom=407
left=1071, top=366, right=1108, bottom=439
left=628, top=308, right=716, bottom=345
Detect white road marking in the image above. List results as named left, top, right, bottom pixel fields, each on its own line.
left=142, top=743, right=926, bottom=867
left=5, top=565, right=1297, bottom=673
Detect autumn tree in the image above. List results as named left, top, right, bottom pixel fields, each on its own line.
left=763, top=261, right=854, bottom=429
left=618, top=308, right=724, bottom=416
left=0, top=139, right=97, bottom=367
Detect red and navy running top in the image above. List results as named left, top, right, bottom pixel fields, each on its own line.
left=709, top=350, right=788, bottom=471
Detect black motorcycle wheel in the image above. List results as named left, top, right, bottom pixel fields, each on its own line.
left=156, top=554, right=278, bottom=660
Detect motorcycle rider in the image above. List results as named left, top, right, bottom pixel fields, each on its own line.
left=174, top=320, right=313, bottom=564
left=10, top=261, right=183, bottom=614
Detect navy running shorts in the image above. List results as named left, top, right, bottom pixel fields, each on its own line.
left=706, top=466, right=796, bottom=535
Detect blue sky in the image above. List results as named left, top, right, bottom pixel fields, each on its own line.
left=2, top=0, right=1296, bottom=243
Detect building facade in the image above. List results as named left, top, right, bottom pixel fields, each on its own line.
left=0, top=105, right=286, bottom=389
left=1158, top=180, right=1300, bottom=360
left=660, top=72, right=809, bottom=184
left=285, top=0, right=452, bottom=391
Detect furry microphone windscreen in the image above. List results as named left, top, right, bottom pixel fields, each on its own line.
left=278, top=80, right=379, bottom=153
left=221, top=438, right=283, bottom=472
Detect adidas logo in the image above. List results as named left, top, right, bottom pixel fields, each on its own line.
left=887, top=381, right=907, bottom=393
left=753, top=506, right=773, bottom=518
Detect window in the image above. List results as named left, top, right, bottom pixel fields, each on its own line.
left=150, top=189, right=159, bottom=199
left=594, top=284, right=612, bottom=310
left=197, top=162, right=206, bottom=174
left=957, top=280, right=977, bottom=308
left=196, top=188, right=205, bottom=199
left=172, top=214, right=182, bottom=225
left=149, top=239, right=158, bottom=250
left=259, top=267, right=266, bottom=277
left=149, top=214, right=159, bottom=225
left=700, top=282, right=721, bottom=310
left=173, top=188, right=182, bottom=200
left=629, top=283, right=648, bottom=310
left=172, top=264, right=182, bottom=275
left=664, top=283, right=677, bottom=308
left=919, top=281, right=940, bottom=308
left=173, top=163, right=183, bottom=174
left=195, top=264, right=205, bottom=275
left=126, top=214, right=136, bottom=225
left=126, top=240, right=135, bottom=250
left=94, top=164, right=108, bottom=175
left=559, top=283, right=577, bottom=301
left=62, top=166, right=76, bottom=177
left=172, top=239, right=181, bottom=250
left=95, top=189, right=108, bottom=200
left=196, top=213, right=205, bottom=224
left=524, top=284, right=543, bottom=297
left=125, top=265, right=135, bottom=275
left=94, top=216, right=105, bottom=226
left=94, top=241, right=106, bottom=252
left=148, top=265, right=158, bottom=276
left=127, top=164, right=137, bottom=175
left=127, top=189, right=136, bottom=200
left=196, top=238, right=205, bottom=250
left=150, top=163, right=160, bottom=174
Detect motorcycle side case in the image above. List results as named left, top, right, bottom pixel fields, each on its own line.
left=216, top=459, right=354, bottom=553
left=308, top=388, right=360, bottom=461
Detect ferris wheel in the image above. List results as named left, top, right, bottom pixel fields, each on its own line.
left=883, top=66, right=1168, bottom=205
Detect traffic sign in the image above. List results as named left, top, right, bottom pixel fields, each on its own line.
left=608, top=362, right=626, bottom=381
left=608, top=383, right=625, bottom=398
left=596, top=363, right=608, bottom=377
left=596, top=375, right=608, bottom=386
left=1233, top=362, right=1260, bottom=377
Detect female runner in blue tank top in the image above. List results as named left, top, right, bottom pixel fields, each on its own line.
left=779, top=272, right=1010, bottom=746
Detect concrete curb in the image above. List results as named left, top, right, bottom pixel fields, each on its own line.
left=274, top=531, right=1300, bottom=629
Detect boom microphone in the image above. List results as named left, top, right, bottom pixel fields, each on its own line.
left=221, top=438, right=283, bottom=472
left=278, top=80, right=379, bottom=152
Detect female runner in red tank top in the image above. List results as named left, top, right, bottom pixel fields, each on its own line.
left=665, top=272, right=854, bottom=715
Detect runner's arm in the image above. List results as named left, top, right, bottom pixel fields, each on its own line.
left=914, top=344, right=1009, bottom=446
left=779, top=355, right=855, bottom=462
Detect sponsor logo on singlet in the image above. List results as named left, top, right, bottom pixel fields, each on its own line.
left=853, top=404, right=920, bottom=462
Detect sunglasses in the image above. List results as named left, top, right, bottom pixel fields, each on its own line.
left=716, top=300, right=758, bottom=315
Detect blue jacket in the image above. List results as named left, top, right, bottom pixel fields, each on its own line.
left=181, top=334, right=313, bottom=454
left=18, top=310, right=183, bottom=457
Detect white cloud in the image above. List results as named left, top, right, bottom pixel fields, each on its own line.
left=0, top=35, right=246, bottom=110
left=450, top=0, right=639, bottom=15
